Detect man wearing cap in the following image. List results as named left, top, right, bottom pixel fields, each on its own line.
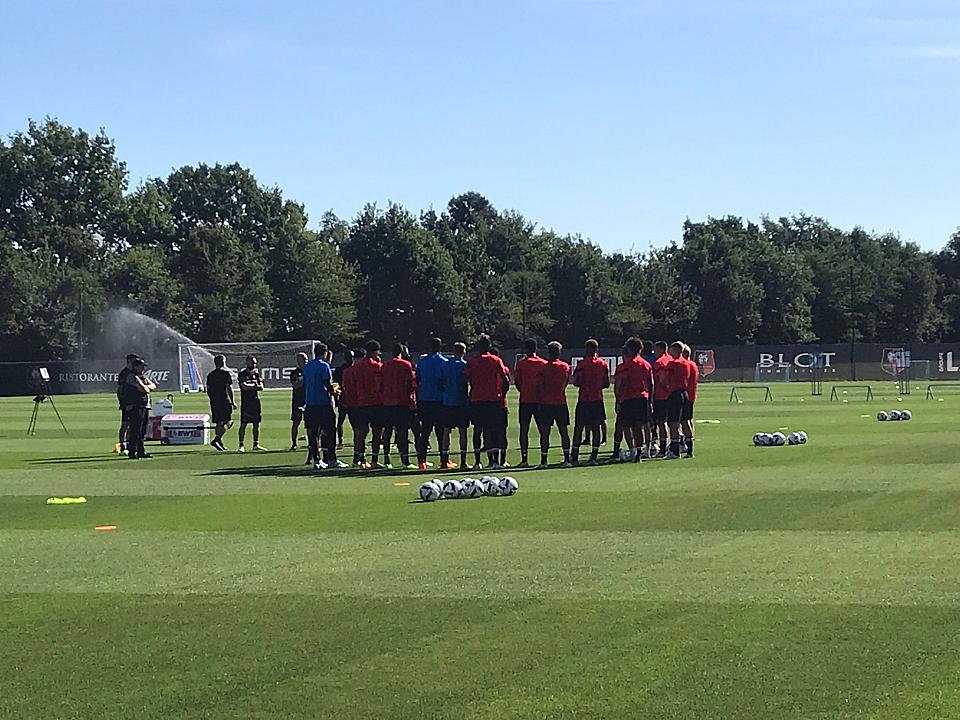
left=124, top=358, right=156, bottom=459
left=116, top=353, right=138, bottom=454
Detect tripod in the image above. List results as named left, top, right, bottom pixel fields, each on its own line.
left=27, top=392, right=69, bottom=436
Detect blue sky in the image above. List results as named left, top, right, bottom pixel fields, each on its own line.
left=2, top=0, right=958, bottom=252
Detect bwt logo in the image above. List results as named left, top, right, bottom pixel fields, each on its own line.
left=938, top=352, right=960, bottom=373
left=758, top=352, right=836, bottom=368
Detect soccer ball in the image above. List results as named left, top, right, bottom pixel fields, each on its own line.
left=753, top=433, right=765, bottom=447
left=771, top=432, right=786, bottom=446
left=798, top=431, right=808, bottom=444
left=419, top=482, right=441, bottom=502
left=889, top=410, right=902, bottom=421
left=901, top=410, right=912, bottom=420
left=759, top=433, right=773, bottom=446
left=787, top=432, right=801, bottom=446
left=461, top=478, right=485, bottom=499
left=876, top=411, right=888, bottom=422
left=481, top=476, right=500, bottom=496
left=498, top=476, right=519, bottom=496
left=442, top=479, right=463, bottom=499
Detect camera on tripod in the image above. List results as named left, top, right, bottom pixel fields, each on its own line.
left=27, top=367, right=68, bottom=435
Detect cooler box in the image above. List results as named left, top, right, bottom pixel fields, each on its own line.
left=160, top=414, right=210, bottom=445
left=146, top=396, right=176, bottom=441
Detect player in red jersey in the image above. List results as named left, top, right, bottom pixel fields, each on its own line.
left=663, top=341, right=691, bottom=460
left=380, top=343, right=416, bottom=469
left=571, top=338, right=609, bottom=465
left=613, top=337, right=654, bottom=462
left=651, top=341, right=672, bottom=457
left=514, top=338, right=547, bottom=467
left=464, top=334, right=511, bottom=469
left=534, top=341, right=572, bottom=468
left=348, top=340, right=385, bottom=468
left=680, top=344, right=699, bottom=458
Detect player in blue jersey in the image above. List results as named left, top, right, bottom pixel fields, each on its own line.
left=439, top=342, right=470, bottom=470
left=415, top=336, right=447, bottom=470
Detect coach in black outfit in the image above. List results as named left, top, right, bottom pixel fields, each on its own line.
left=124, top=358, right=156, bottom=459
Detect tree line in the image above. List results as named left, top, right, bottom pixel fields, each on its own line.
left=2, top=118, right=959, bottom=361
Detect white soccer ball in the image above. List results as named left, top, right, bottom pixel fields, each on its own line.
left=498, top=476, right=519, bottom=496
left=461, top=478, right=485, bottom=499
left=889, top=410, right=902, bottom=421
left=753, top=433, right=764, bottom=447
left=876, top=411, right=888, bottom=422
left=798, top=431, right=808, bottom=444
left=771, top=432, right=786, bottom=446
left=442, top=480, right=463, bottom=499
left=787, top=432, right=800, bottom=446
left=419, top=482, right=441, bottom=502
left=901, top=410, right=912, bottom=420
left=482, top=477, right=500, bottom=496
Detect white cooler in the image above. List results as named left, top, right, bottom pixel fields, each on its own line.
left=160, top=414, right=210, bottom=445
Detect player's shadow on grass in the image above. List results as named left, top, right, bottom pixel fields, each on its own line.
left=205, top=465, right=400, bottom=480
left=27, top=450, right=199, bottom=465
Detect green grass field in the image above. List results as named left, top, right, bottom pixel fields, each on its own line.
left=1, top=380, right=958, bottom=719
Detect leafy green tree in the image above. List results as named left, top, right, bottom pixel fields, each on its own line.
left=343, top=203, right=469, bottom=345
left=170, top=225, right=272, bottom=341
left=0, top=119, right=127, bottom=358
left=103, top=245, right=187, bottom=329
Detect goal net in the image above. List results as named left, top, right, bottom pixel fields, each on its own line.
left=755, top=363, right=791, bottom=383
left=178, top=340, right=318, bottom=392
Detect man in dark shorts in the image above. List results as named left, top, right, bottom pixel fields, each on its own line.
left=289, top=352, right=307, bottom=451
left=349, top=340, right=384, bottom=468
left=651, top=341, right=671, bottom=457
left=464, top=334, right=510, bottom=470
left=332, top=349, right=354, bottom=449
left=680, top=344, right=699, bottom=458
left=381, top=343, right=416, bottom=469
left=237, top=355, right=266, bottom=452
left=663, top=341, right=690, bottom=460
left=116, top=353, right=137, bottom=454
left=571, top=339, right=609, bottom=465
left=206, top=354, right=235, bottom=452
left=513, top=338, right=546, bottom=467
left=416, top=337, right=447, bottom=470
left=303, top=342, right=346, bottom=470
left=613, top=337, right=653, bottom=462
left=534, top=341, right=572, bottom=468
left=440, top=342, right=470, bottom=470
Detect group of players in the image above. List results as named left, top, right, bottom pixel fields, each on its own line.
left=200, top=334, right=699, bottom=472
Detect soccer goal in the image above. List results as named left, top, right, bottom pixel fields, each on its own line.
left=754, top=363, right=791, bottom=383
left=178, top=340, right=318, bottom=392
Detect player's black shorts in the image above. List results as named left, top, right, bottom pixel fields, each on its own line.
left=519, top=402, right=539, bottom=425
left=291, top=404, right=305, bottom=424
left=303, top=404, right=335, bottom=430
left=470, top=401, right=502, bottom=428
left=536, top=402, right=570, bottom=428
left=619, top=398, right=650, bottom=426
left=575, top=401, right=605, bottom=426
left=683, top=398, right=695, bottom=420
left=120, top=406, right=134, bottom=423
left=666, top=390, right=688, bottom=423
left=240, top=399, right=261, bottom=424
left=382, top=405, right=412, bottom=429
left=418, top=401, right=443, bottom=431
left=350, top=405, right=383, bottom=429
left=210, top=401, right=233, bottom=425
left=444, top=404, right=470, bottom=430
left=501, top=406, right=508, bottom=429
left=652, top=399, right=668, bottom=423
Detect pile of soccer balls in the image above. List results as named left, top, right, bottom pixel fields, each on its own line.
left=419, top=476, right=518, bottom=502
left=877, top=410, right=912, bottom=422
left=753, top=431, right=808, bottom=447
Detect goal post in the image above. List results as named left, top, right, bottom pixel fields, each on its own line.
left=177, top=340, right=318, bottom=392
